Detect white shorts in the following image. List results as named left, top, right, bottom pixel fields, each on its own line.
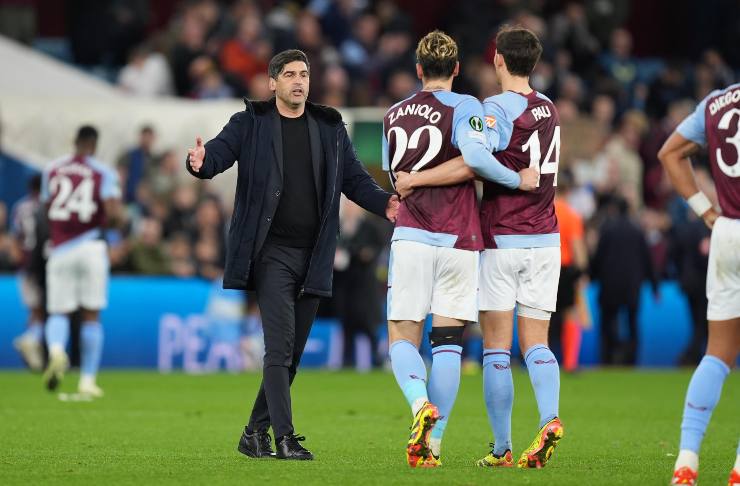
left=46, top=240, right=109, bottom=314
left=387, top=240, right=479, bottom=323
left=479, top=247, right=561, bottom=313
left=18, top=272, right=41, bottom=309
left=707, top=216, right=740, bottom=321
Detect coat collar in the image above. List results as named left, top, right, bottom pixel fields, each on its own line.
left=244, top=97, right=343, bottom=126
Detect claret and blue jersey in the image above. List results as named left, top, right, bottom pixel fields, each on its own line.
left=480, top=90, right=561, bottom=249
left=382, top=90, right=494, bottom=251
left=676, top=82, right=740, bottom=219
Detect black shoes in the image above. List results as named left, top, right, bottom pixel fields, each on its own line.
left=276, top=434, right=313, bottom=460
left=237, top=428, right=276, bottom=458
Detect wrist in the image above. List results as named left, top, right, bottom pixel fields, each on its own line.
left=687, top=191, right=712, bottom=216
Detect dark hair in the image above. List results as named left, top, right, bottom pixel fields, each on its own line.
left=416, top=30, right=458, bottom=79
left=268, top=49, right=310, bottom=79
left=141, top=125, right=154, bottom=135
left=28, top=174, right=41, bottom=193
left=495, top=26, right=542, bottom=77
left=75, top=125, right=98, bottom=145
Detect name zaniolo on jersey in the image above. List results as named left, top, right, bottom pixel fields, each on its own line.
left=382, top=90, right=486, bottom=251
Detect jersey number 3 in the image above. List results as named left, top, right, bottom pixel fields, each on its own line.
left=49, top=175, right=98, bottom=223
left=522, top=126, right=560, bottom=187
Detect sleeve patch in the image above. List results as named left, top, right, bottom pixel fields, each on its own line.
left=485, top=115, right=496, bottom=128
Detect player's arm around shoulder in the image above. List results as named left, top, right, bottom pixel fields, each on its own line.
left=187, top=110, right=251, bottom=180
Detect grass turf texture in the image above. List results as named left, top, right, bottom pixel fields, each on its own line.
left=1, top=369, right=738, bottom=485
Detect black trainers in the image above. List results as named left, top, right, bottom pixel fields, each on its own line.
left=276, top=434, right=313, bottom=460
left=237, top=428, right=276, bottom=458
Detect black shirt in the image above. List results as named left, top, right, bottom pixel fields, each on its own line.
left=267, top=113, right=320, bottom=248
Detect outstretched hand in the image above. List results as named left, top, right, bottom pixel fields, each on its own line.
left=386, top=195, right=400, bottom=222
left=187, top=137, right=205, bottom=172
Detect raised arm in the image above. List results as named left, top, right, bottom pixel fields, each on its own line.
left=186, top=111, right=248, bottom=179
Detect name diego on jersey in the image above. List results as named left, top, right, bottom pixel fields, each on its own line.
left=708, top=87, right=740, bottom=115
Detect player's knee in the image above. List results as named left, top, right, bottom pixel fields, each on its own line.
left=429, top=326, right=465, bottom=348
left=517, top=304, right=551, bottom=321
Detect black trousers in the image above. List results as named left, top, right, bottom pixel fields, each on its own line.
left=246, top=243, right=320, bottom=438
left=599, top=295, right=639, bottom=366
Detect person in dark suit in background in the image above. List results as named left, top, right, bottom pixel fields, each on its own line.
left=186, top=49, right=399, bottom=461
left=591, top=197, right=659, bottom=365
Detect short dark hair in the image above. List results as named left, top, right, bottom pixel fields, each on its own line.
left=28, top=174, right=41, bottom=193
left=495, top=26, right=542, bottom=77
left=268, top=49, right=310, bottom=79
left=416, top=30, right=458, bottom=80
left=75, top=125, right=98, bottom=145
left=141, top=125, right=154, bottom=135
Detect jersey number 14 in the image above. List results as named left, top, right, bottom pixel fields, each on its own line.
left=522, top=126, right=560, bottom=187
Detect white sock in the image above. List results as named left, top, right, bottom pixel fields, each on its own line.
left=675, top=449, right=699, bottom=471
left=49, top=344, right=66, bottom=356
left=734, top=454, right=740, bottom=471
left=79, top=374, right=96, bottom=388
left=411, top=397, right=427, bottom=416
left=429, top=438, right=441, bottom=457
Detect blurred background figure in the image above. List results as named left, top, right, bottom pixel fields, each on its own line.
left=549, top=170, right=589, bottom=373
left=10, top=175, right=44, bottom=371
left=591, top=197, right=658, bottom=366
left=117, top=125, right=157, bottom=205
left=333, top=198, right=385, bottom=370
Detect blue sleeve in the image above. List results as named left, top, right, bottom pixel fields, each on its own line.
left=101, top=167, right=122, bottom=200
left=483, top=96, right=522, bottom=151
left=451, top=97, right=490, bottom=150
left=460, top=143, right=520, bottom=189
left=453, top=97, right=520, bottom=189
left=381, top=130, right=389, bottom=171
left=676, top=95, right=711, bottom=146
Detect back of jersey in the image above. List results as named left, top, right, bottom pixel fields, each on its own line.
left=480, top=90, right=560, bottom=248
left=383, top=90, right=483, bottom=250
left=43, top=155, right=117, bottom=248
left=700, top=84, right=740, bottom=218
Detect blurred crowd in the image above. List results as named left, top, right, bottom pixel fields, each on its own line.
left=1, top=0, right=739, bottom=366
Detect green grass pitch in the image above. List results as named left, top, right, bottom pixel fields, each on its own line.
left=1, top=369, right=738, bottom=485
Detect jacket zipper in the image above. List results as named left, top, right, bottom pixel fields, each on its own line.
left=299, top=131, right=340, bottom=297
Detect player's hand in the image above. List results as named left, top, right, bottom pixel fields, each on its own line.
left=518, top=167, right=539, bottom=191
left=187, top=137, right=206, bottom=172
left=394, top=171, right=414, bottom=199
left=385, top=195, right=400, bottom=222
left=702, top=208, right=719, bottom=230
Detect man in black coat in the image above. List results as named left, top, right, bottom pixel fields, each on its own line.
left=186, top=49, right=399, bottom=460
left=591, top=197, right=659, bottom=365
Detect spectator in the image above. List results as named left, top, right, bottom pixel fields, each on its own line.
left=591, top=197, right=659, bottom=366
left=170, top=10, right=207, bottom=97
left=189, top=56, right=234, bottom=99
left=117, top=125, right=157, bottom=205
left=169, top=232, right=197, bottom=278
left=333, top=198, right=386, bottom=369
left=118, top=44, right=174, bottom=97
left=164, top=184, right=199, bottom=239
left=128, top=217, right=169, bottom=275
left=220, top=13, right=271, bottom=92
